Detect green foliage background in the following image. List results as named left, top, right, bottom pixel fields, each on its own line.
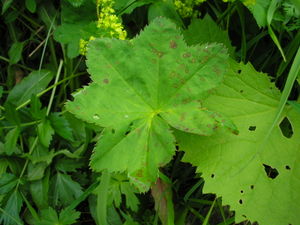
left=0, top=0, right=299, bottom=225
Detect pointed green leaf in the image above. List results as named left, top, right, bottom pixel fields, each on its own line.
left=49, top=113, right=74, bottom=141
left=30, top=174, right=49, bottom=209
left=36, top=207, right=59, bottom=225
left=6, top=70, right=53, bottom=106
left=4, top=127, right=20, bottom=155
left=25, top=0, right=36, bottom=13
left=183, top=15, right=235, bottom=56
left=59, top=209, right=80, bottom=225
left=0, top=173, right=18, bottom=195
left=8, top=42, right=24, bottom=64
left=176, top=61, right=300, bottom=225
left=66, top=17, right=232, bottom=191
left=0, top=191, right=23, bottom=225
left=37, top=119, right=54, bottom=148
left=27, top=162, right=48, bottom=181
left=50, top=172, right=83, bottom=207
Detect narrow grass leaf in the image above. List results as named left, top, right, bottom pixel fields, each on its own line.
left=6, top=70, right=53, bottom=107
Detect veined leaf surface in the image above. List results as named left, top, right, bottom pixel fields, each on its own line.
left=66, top=17, right=233, bottom=191
left=176, top=60, right=300, bottom=225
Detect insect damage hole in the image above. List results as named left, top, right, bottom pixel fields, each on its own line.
left=285, top=165, right=291, bottom=170
left=211, top=174, right=215, bottom=178
left=239, top=199, right=243, bottom=204
left=248, top=126, right=256, bottom=131
left=279, top=117, right=293, bottom=138
left=263, top=164, right=279, bottom=179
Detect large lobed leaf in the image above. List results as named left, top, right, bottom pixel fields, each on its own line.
left=66, top=17, right=233, bottom=191
left=176, top=60, right=300, bottom=225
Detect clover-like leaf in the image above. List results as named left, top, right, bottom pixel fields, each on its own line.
left=66, top=17, right=233, bottom=191
left=176, top=60, right=300, bottom=225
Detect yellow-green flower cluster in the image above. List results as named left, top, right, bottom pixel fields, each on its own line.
left=174, top=0, right=256, bottom=18
left=96, top=0, right=127, bottom=40
left=79, top=0, right=126, bottom=55
left=174, top=0, right=205, bottom=18
left=79, top=36, right=95, bottom=55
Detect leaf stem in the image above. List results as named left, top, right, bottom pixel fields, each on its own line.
left=46, top=59, right=63, bottom=115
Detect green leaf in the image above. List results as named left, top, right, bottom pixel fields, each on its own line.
left=288, top=100, right=300, bottom=114
left=176, top=61, right=300, bottom=225
left=58, top=209, right=80, bottom=225
left=29, top=173, right=49, bottom=209
left=0, top=86, right=3, bottom=98
left=50, top=172, right=83, bottom=207
left=37, top=119, right=54, bottom=148
left=1, top=0, right=14, bottom=14
left=0, top=158, right=9, bottom=176
left=55, top=158, right=84, bottom=173
left=49, top=113, right=74, bottom=141
left=148, top=1, right=183, bottom=27
left=4, top=102, right=21, bottom=125
left=25, top=0, right=36, bottom=13
left=34, top=207, right=80, bottom=225
left=106, top=173, right=139, bottom=211
left=183, top=15, right=235, bottom=57
left=0, top=173, right=18, bottom=195
left=66, top=17, right=233, bottom=191
left=0, top=191, right=23, bottom=225
left=30, top=95, right=46, bottom=120
left=246, top=0, right=270, bottom=27
left=53, top=0, right=98, bottom=58
left=36, top=207, right=59, bottom=225
left=115, top=0, right=155, bottom=15
left=27, top=162, right=48, bottom=181
left=4, top=127, right=20, bottom=155
left=8, top=42, right=24, bottom=64
left=6, top=70, right=53, bottom=106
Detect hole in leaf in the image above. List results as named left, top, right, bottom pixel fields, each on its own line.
left=240, top=190, right=244, bottom=193
left=279, top=117, right=293, bottom=138
left=93, top=114, right=100, bottom=120
left=263, top=164, right=279, bottom=179
left=239, top=199, right=243, bottom=204
left=211, top=174, right=215, bottom=178
left=285, top=165, right=291, bottom=170
left=242, top=215, right=247, bottom=218
left=103, top=78, right=109, bottom=84
left=250, top=185, right=254, bottom=190
left=248, top=126, right=256, bottom=131
left=111, top=129, right=115, bottom=134
left=237, top=69, right=242, bottom=74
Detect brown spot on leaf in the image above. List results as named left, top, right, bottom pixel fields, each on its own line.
left=152, top=48, right=164, bottom=58
left=200, top=56, right=209, bottom=64
left=170, top=40, right=177, bottom=49
left=103, top=78, right=109, bottom=84
left=183, top=52, right=191, bottom=58
left=135, top=170, right=143, bottom=177
left=213, top=67, right=221, bottom=75
left=180, top=113, right=185, bottom=121
left=182, top=98, right=191, bottom=104
left=190, top=58, right=197, bottom=63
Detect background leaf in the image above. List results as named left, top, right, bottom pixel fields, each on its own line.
left=8, top=41, right=24, bottom=64
left=6, top=70, right=53, bottom=106
left=176, top=60, right=300, bottom=225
